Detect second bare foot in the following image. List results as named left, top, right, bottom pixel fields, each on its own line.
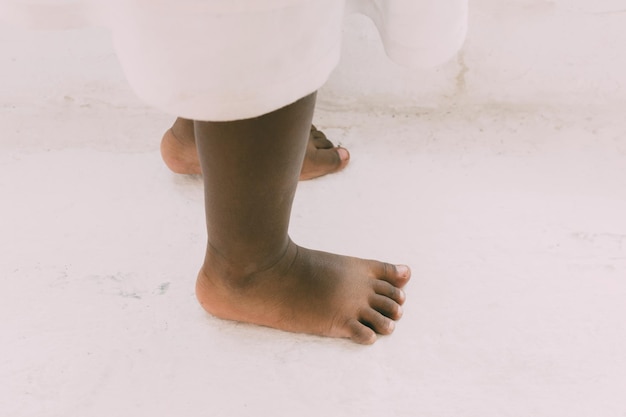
left=161, top=119, right=350, bottom=180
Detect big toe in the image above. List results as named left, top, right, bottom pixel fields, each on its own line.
left=375, top=263, right=411, bottom=288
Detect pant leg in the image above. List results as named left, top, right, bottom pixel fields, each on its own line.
left=353, top=0, right=469, bottom=68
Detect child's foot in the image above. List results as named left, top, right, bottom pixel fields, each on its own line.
left=196, top=240, right=411, bottom=345
left=302, top=125, right=350, bottom=180
left=161, top=120, right=350, bottom=180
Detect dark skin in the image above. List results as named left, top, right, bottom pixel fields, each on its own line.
left=190, top=92, right=410, bottom=344
left=161, top=117, right=351, bottom=180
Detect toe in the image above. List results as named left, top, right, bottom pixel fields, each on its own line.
left=311, top=145, right=340, bottom=169
left=360, top=308, right=396, bottom=336
left=301, top=146, right=350, bottom=180
left=300, top=126, right=350, bottom=180
left=374, top=263, right=411, bottom=288
left=373, top=280, right=406, bottom=305
left=347, top=318, right=377, bottom=345
left=310, top=125, right=334, bottom=149
left=312, top=146, right=349, bottom=171
left=369, top=294, right=403, bottom=320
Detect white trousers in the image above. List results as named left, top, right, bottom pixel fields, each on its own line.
left=1, top=0, right=468, bottom=121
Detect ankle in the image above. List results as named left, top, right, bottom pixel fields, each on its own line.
left=201, top=239, right=297, bottom=288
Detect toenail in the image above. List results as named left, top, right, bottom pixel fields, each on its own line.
left=337, top=147, right=349, bottom=161
left=388, top=320, right=396, bottom=331
left=396, top=265, right=410, bottom=277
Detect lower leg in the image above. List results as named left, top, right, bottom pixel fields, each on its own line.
left=195, top=94, right=314, bottom=273
left=193, top=93, right=410, bottom=344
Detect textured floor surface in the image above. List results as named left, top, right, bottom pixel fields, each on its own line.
left=2, top=3, right=626, bottom=417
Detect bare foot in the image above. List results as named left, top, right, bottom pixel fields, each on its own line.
left=161, top=119, right=350, bottom=180
left=196, top=240, right=411, bottom=344
left=160, top=118, right=201, bottom=175
left=302, top=125, right=350, bottom=180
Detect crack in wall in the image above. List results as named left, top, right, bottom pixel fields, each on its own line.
left=455, top=50, right=469, bottom=97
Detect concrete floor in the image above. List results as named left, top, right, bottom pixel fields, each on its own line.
left=2, top=3, right=626, bottom=417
